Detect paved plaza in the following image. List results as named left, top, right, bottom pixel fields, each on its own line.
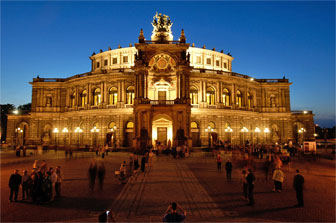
left=1, top=149, right=335, bottom=222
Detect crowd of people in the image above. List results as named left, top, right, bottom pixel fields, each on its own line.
left=8, top=160, right=62, bottom=203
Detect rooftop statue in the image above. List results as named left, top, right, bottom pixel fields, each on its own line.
left=151, top=12, right=173, bottom=42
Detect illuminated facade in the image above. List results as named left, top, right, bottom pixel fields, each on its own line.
left=6, top=13, right=314, bottom=148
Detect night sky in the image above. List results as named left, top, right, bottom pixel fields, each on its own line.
left=1, top=1, right=335, bottom=127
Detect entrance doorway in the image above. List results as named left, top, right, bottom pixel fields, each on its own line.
left=157, top=127, right=167, bottom=144
left=152, top=114, right=173, bottom=146
left=158, top=91, right=166, bottom=101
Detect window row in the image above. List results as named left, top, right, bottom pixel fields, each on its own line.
left=69, top=86, right=135, bottom=107
left=195, top=56, right=228, bottom=69
left=190, top=87, right=254, bottom=108
left=96, top=56, right=129, bottom=68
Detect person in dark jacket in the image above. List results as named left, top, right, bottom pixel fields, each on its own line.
left=293, top=169, right=304, bottom=207
left=163, top=202, right=187, bottom=222
left=225, top=160, right=233, bottom=179
left=9, top=170, right=22, bottom=202
left=246, top=168, right=256, bottom=205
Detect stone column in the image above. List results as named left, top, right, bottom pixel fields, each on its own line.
left=176, top=72, right=180, bottom=99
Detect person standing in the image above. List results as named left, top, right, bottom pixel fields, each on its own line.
left=55, top=166, right=62, bottom=198
left=225, top=159, right=233, bottom=179
left=9, top=170, right=22, bottom=202
left=264, top=159, right=271, bottom=180
left=88, top=161, right=97, bottom=193
left=21, top=170, right=30, bottom=200
left=293, top=169, right=304, bottom=207
left=246, top=169, right=256, bottom=205
left=272, top=167, right=284, bottom=192
left=216, top=154, right=222, bottom=172
left=134, top=155, right=139, bottom=171
left=97, top=163, right=106, bottom=190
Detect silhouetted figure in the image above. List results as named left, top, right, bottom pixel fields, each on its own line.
left=9, top=170, right=22, bottom=202
left=246, top=169, right=256, bottom=205
left=134, top=155, right=139, bottom=171
left=293, top=169, right=304, bottom=207
left=225, top=160, right=233, bottom=179
left=97, top=163, right=106, bottom=190
left=141, top=155, right=146, bottom=172
left=163, top=202, right=187, bottom=222
left=88, top=161, right=97, bottom=193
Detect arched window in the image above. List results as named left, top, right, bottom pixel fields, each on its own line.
left=108, top=122, right=116, bottom=130
left=126, top=86, right=135, bottom=104
left=80, top=90, right=87, bottom=107
left=126, top=121, right=134, bottom=129
left=222, top=88, right=230, bottom=106
left=206, top=87, right=215, bottom=105
left=190, top=86, right=198, bottom=104
left=236, top=90, right=243, bottom=107
left=46, top=96, right=52, bottom=107
left=93, top=88, right=101, bottom=106
left=190, top=121, right=198, bottom=129
left=70, top=92, right=76, bottom=108
left=270, top=95, right=276, bottom=107
left=109, top=87, right=118, bottom=105
left=247, top=92, right=253, bottom=108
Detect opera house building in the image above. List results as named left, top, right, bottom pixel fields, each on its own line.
left=6, top=13, right=314, bottom=149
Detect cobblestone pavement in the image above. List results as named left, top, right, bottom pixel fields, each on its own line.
left=1, top=150, right=335, bottom=222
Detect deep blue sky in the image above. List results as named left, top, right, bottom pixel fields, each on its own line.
left=1, top=1, right=335, bottom=127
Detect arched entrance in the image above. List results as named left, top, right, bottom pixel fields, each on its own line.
left=191, top=121, right=200, bottom=146
left=152, top=114, right=173, bottom=146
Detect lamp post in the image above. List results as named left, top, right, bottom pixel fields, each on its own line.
left=254, top=127, right=261, bottom=144
left=241, top=127, right=249, bottom=145
left=298, top=127, right=306, bottom=145
left=110, top=126, right=117, bottom=148
left=74, top=127, right=83, bottom=148
left=53, top=128, right=59, bottom=146
left=62, top=128, right=68, bottom=146
left=15, top=127, right=23, bottom=146
left=264, top=128, right=270, bottom=144
left=205, top=126, right=214, bottom=147
left=90, top=126, right=100, bottom=147
left=224, top=126, right=233, bottom=145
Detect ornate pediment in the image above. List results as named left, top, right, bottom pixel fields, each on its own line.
left=149, top=54, right=176, bottom=73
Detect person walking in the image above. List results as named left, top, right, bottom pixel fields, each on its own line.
left=225, top=159, right=233, bottom=179
left=272, top=167, right=284, bottom=192
left=88, top=161, right=97, bottom=193
left=21, top=170, right=30, bottom=200
left=55, top=166, right=62, bottom=198
left=246, top=168, right=256, bottom=205
left=293, top=169, right=304, bottom=207
left=264, top=159, right=271, bottom=180
left=9, top=170, right=22, bottom=202
left=216, top=154, right=222, bottom=172
left=241, top=170, right=248, bottom=200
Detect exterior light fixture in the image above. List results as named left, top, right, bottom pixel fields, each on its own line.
left=90, top=126, right=99, bottom=133
left=13, top=110, right=19, bottom=115
left=53, top=128, right=59, bottom=133
left=303, top=111, right=308, bottom=114
left=254, top=127, right=261, bottom=133
left=264, top=128, right=270, bottom=133
left=75, top=127, right=83, bottom=133
left=250, top=78, right=254, bottom=81
left=62, top=128, right=69, bottom=133
left=241, top=127, right=248, bottom=132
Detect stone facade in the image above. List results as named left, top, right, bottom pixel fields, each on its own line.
left=6, top=14, right=314, bottom=148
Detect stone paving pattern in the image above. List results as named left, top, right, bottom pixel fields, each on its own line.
left=1, top=150, right=335, bottom=222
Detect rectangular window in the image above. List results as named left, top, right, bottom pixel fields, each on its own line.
left=224, top=62, right=227, bottom=69
left=96, top=62, right=100, bottom=68
left=112, top=58, right=118, bottom=64
left=216, top=60, right=220, bottom=67
left=104, top=59, right=108, bottom=66
left=206, top=58, right=211, bottom=65
left=196, top=56, right=201, bottom=64
left=123, top=56, right=128, bottom=63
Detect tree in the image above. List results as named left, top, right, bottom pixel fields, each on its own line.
left=0, top=104, right=15, bottom=142
left=18, top=103, right=31, bottom=114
